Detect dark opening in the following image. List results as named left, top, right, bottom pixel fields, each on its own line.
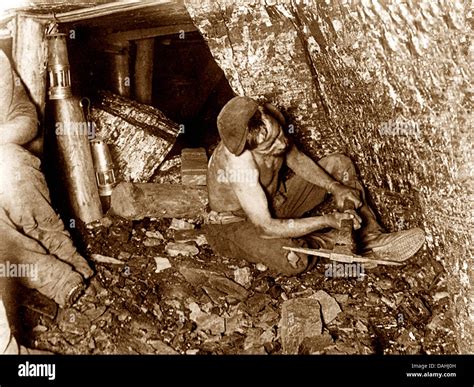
left=63, top=27, right=233, bottom=154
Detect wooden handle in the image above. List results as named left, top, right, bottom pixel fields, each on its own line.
left=341, top=199, right=354, bottom=231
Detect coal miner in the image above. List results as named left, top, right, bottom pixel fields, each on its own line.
left=205, top=96, right=425, bottom=275
left=0, top=50, right=92, bottom=308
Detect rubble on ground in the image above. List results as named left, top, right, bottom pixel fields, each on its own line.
left=13, top=215, right=457, bottom=355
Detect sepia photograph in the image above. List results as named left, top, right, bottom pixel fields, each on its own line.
left=0, top=0, right=471, bottom=385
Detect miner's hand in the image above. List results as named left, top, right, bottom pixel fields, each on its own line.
left=325, top=211, right=362, bottom=230
left=330, top=182, right=362, bottom=211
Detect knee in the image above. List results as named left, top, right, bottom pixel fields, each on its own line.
left=319, top=153, right=353, bottom=168
left=318, top=153, right=356, bottom=181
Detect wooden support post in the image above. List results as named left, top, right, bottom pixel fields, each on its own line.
left=110, top=182, right=209, bottom=220
left=133, top=38, right=154, bottom=104
left=14, top=16, right=48, bottom=157
left=106, top=41, right=130, bottom=97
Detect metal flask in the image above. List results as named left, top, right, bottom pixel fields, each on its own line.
left=90, top=139, right=117, bottom=197
left=47, top=29, right=102, bottom=223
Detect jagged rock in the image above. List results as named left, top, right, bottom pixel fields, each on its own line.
left=83, top=305, right=107, bottom=322
left=99, top=216, right=114, bottom=228
left=225, top=308, right=252, bottom=335
left=366, top=291, right=380, bottom=304
left=145, top=230, right=165, bottom=239
left=152, top=305, right=163, bottom=320
left=243, top=328, right=265, bottom=352
left=154, top=257, right=172, bottom=273
left=326, top=342, right=359, bottom=355
left=117, top=251, right=132, bottom=261
left=201, top=314, right=226, bottom=335
left=245, top=293, right=272, bottom=316
left=355, top=320, right=368, bottom=333
left=90, top=253, right=125, bottom=265
left=433, top=291, right=450, bottom=302
left=310, top=290, right=341, bottom=325
left=233, top=267, right=252, bottom=288
left=333, top=294, right=349, bottom=305
left=298, top=332, right=334, bottom=354
left=381, top=296, right=396, bottom=309
left=117, top=310, right=130, bottom=322
left=108, top=226, right=130, bottom=244
left=169, top=218, right=195, bottom=230
left=254, top=306, right=279, bottom=330
left=179, top=266, right=249, bottom=301
left=143, top=238, right=163, bottom=247
left=259, top=328, right=276, bottom=345
left=147, top=339, right=178, bottom=354
left=396, top=329, right=421, bottom=354
left=256, top=263, right=268, bottom=272
left=174, top=229, right=208, bottom=246
left=399, top=296, right=432, bottom=325
left=165, top=242, right=199, bottom=257
left=208, top=275, right=249, bottom=301
left=187, top=302, right=225, bottom=335
left=202, top=286, right=226, bottom=304
left=56, top=308, right=91, bottom=336
left=376, top=278, right=394, bottom=291
left=280, top=298, right=323, bottom=354
left=268, top=284, right=283, bottom=300
left=178, top=266, right=215, bottom=285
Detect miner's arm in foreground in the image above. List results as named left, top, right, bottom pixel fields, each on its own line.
left=285, top=142, right=362, bottom=211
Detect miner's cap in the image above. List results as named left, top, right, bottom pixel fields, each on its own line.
left=217, top=96, right=286, bottom=156
left=217, top=96, right=258, bottom=156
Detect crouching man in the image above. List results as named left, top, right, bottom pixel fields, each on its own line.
left=0, top=50, right=93, bottom=308
left=205, top=96, right=425, bottom=276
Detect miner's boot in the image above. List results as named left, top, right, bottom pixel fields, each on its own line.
left=361, top=228, right=425, bottom=262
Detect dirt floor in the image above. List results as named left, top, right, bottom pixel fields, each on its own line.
left=9, top=208, right=458, bottom=355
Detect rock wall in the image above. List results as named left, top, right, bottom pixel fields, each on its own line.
left=185, top=0, right=472, bottom=353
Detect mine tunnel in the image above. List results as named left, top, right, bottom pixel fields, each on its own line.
left=0, top=0, right=471, bottom=364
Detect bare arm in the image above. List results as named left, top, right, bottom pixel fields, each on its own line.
left=286, top=143, right=337, bottom=190
left=286, top=143, right=362, bottom=209
left=227, top=151, right=354, bottom=238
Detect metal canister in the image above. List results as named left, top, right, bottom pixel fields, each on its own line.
left=90, top=139, right=117, bottom=196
